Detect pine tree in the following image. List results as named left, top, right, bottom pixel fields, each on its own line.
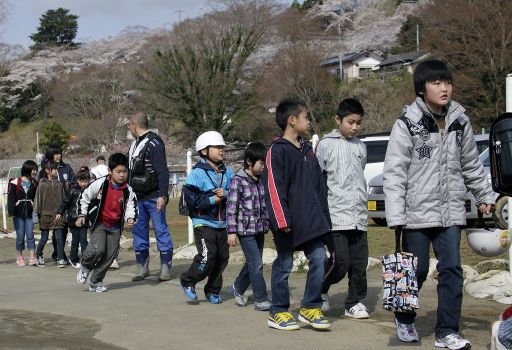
left=40, top=120, right=69, bottom=151
left=29, top=8, right=79, bottom=51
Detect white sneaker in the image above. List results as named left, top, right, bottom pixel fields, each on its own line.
left=434, top=333, right=471, bottom=349
left=77, top=267, right=90, bottom=284
left=491, top=321, right=507, bottom=350
left=395, top=318, right=419, bottom=342
left=228, top=283, right=248, bottom=307
left=321, top=293, right=330, bottom=312
left=69, top=260, right=81, bottom=269
left=345, top=303, right=369, bottom=319
left=109, top=259, right=120, bottom=270
left=89, top=282, right=108, bottom=293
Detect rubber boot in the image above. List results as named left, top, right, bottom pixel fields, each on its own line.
left=158, top=249, right=173, bottom=282
left=132, top=250, right=150, bottom=282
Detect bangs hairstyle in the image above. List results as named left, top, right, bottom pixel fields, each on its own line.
left=336, top=98, right=365, bottom=119
left=21, top=160, right=38, bottom=177
left=244, top=142, right=267, bottom=169
left=76, top=168, right=91, bottom=181
left=413, top=60, right=453, bottom=97
left=275, top=98, right=306, bottom=131
left=43, top=160, right=58, bottom=171
left=108, top=153, right=128, bottom=170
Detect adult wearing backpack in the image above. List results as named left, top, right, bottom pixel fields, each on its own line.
left=128, top=112, right=173, bottom=282
left=8, top=160, right=39, bottom=266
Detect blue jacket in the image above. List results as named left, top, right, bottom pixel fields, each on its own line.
left=262, top=137, right=331, bottom=250
left=183, top=159, right=235, bottom=229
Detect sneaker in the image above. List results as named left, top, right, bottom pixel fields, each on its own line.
left=434, top=333, right=471, bottom=349
left=16, top=256, right=26, bottom=267
left=395, top=318, right=419, bottom=342
left=492, top=321, right=507, bottom=350
left=180, top=282, right=198, bottom=301
left=57, top=259, right=67, bottom=268
left=268, top=312, right=300, bottom=331
left=77, top=267, right=90, bottom=284
left=109, top=259, right=120, bottom=270
left=298, top=307, right=331, bottom=330
left=208, top=294, right=223, bottom=304
left=228, top=283, right=247, bottom=307
left=69, top=260, right=81, bottom=269
left=254, top=301, right=271, bottom=311
left=321, top=293, right=330, bottom=312
left=345, top=303, right=369, bottom=319
left=36, top=256, right=46, bottom=267
left=89, top=282, right=108, bottom=293
left=28, top=258, right=38, bottom=266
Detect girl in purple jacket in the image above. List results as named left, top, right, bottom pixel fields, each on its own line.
left=226, top=142, right=271, bottom=311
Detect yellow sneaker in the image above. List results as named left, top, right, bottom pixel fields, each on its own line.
left=268, top=312, right=300, bottom=331
left=298, top=307, right=331, bottom=330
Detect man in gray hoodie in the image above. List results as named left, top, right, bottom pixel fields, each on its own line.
left=316, top=98, right=370, bottom=319
left=384, top=60, right=494, bottom=350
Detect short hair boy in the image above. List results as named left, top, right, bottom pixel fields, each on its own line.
left=75, top=153, right=137, bottom=292
left=263, top=98, right=331, bottom=330
left=180, top=131, right=235, bottom=304
left=315, top=98, right=370, bottom=318
left=384, top=60, right=494, bottom=348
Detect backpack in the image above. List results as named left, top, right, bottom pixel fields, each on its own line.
left=489, top=112, right=512, bottom=196
left=7, top=177, right=22, bottom=195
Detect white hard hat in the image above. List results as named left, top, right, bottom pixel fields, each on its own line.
left=195, top=131, right=226, bottom=152
left=465, top=228, right=511, bottom=257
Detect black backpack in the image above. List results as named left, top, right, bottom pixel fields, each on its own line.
left=489, top=112, right=512, bottom=196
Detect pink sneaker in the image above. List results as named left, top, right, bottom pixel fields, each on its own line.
left=16, top=256, right=26, bottom=267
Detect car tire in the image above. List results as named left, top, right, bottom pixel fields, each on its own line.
left=493, top=196, right=509, bottom=229
left=372, top=218, right=387, bottom=226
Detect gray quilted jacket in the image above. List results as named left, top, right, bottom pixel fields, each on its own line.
left=316, top=130, right=368, bottom=231
left=384, top=97, right=494, bottom=229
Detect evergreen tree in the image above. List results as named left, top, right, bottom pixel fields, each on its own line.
left=29, top=8, right=79, bottom=51
left=40, top=120, right=69, bottom=151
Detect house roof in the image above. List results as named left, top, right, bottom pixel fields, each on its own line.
left=322, top=51, right=382, bottom=66
left=377, top=51, right=430, bottom=68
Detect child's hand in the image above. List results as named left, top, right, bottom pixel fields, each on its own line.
left=213, top=188, right=225, bottom=199
left=55, top=214, right=62, bottom=221
left=126, top=218, right=135, bottom=228
left=278, top=227, right=292, bottom=234
left=228, top=233, right=237, bottom=247
left=479, top=204, right=492, bottom=215
left=214, top=195, right=222, bottom=204
left=75, top=217, right=85, bottom=227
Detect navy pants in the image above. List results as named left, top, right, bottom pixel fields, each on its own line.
left=395, top=226, right=463, bottom=338
left=234, top=234, right=268, bottom=302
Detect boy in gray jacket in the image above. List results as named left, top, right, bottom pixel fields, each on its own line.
left=316, top=98, right=369, bottom=319
left=384, top=60, right=494, bottom=349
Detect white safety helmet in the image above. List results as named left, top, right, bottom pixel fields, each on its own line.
left=195, top=131, right=226, bottom=152
left=465, top=228, right=511, bottom=257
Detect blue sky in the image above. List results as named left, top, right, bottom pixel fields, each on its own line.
left=1, top=0, right=291, bottom=48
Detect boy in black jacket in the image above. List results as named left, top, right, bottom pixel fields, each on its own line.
left=75, top=154, right=137, bottom=292
left=262, top=98, right=331, bottom=331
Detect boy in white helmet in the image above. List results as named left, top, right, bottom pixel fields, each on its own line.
left=180, top=131, right=235, bottom=304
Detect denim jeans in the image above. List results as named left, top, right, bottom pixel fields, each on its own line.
left=36, top=229, right=64, bottom=260
left=69, top=226, right=88, bottom=263
left=271, top=236, right=326, bottom=313
left=13, top=217, right=35, bottom=251
left=52, top=225, right=68, bottom=260
left=395, top=226, right=463, bottom=338
left=234, top=234, right=268, bottom=302
left=132, top=198, right=173, bottom=252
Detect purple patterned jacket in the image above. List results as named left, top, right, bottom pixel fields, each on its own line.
left=226, top=169, right=269, bottom=236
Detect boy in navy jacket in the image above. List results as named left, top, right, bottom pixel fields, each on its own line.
left=180, top=131, right=235, bottom=304
left=263, top=98, right=331, bottom=331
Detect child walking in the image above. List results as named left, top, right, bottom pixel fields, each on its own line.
left=34, top=161, right=66, bottom=267
left=226, top=142, right=271, bottom=311
left=384, top=60, right=494, bottom=349
left=180, top=131, right=235, bottom=304
left=8, top=160, right=39, bottom=267
left=263, top=98, right=331, bottom=331
left=57, top=167, right=91, bottom=268
left=75, top=153, right=136, bottom=292
left=315, top=98, right=370, bottom=319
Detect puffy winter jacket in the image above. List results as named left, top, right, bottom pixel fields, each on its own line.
left=34, top=178, right=66, bottom=230
left=316, top=130, right=368, bottom=231
left=384, top=97, right=495, bottom=229
left=182, top=159, right=235, bottom=229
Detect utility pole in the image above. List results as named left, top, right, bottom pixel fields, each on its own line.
left=175, top=9, right=182, bottom=24
left=338, top=21, right=343, bottom=81
left=416, top=24, right=420, bottom=51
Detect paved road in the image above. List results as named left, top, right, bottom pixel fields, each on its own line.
left=0, top=237, right=503, bottom=350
